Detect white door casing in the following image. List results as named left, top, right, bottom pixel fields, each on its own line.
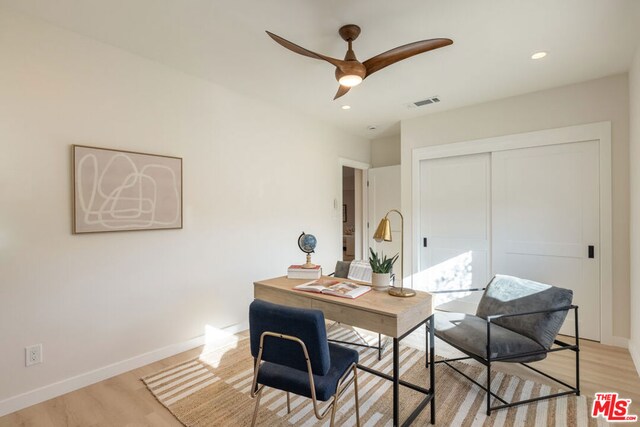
left=338, top=158, right=370, bottom=264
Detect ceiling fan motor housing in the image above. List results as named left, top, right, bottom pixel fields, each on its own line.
left=335, top=61, right=366, bottom=83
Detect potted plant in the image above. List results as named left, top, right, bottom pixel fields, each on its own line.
left=369, top=248, right=399, bottom=291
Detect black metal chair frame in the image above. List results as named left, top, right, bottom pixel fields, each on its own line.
left=429, top=304, right=580, bottom=416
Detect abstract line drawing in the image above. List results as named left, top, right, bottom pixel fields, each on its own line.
left=73, top=145, right=182, bottom=233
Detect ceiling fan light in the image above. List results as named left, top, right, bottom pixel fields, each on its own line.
left=338, top=74, right=363, bottom=87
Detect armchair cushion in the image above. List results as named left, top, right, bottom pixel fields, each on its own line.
left=475, top=275, right=573, bottom=349
left=256, top=343, right=359, bottom=401
left=434, top=312, right=547, bottom=362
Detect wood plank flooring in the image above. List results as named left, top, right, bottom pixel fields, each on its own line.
left=1, top=331, right=639, bottom=426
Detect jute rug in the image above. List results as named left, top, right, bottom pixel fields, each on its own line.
left=142, top=327, right=602, bottom=426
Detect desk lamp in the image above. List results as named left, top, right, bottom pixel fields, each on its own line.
left=373, top=209, right=415, bottom=297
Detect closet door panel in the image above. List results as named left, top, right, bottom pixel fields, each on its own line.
left=491, top=140, right=600, bottom=340
left=418, top=153, right=491, bottom=309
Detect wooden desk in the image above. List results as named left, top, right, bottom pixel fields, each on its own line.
left=253, top=276, right=435, bottom=426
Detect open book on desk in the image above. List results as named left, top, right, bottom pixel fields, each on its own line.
left=294, top=278, right=371, bottom=299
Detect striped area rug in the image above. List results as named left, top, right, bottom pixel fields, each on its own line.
left=142, top=327, right=601, bottom=426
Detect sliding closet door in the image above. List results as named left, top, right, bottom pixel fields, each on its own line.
left=492, top=141, right=600, bottom=340
left=418, top=153, right=491, bottom=307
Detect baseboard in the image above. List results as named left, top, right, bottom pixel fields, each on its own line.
left=611, top=336, right=629, bottom=348
left=0, top=321, right=249, bottom=417
left=629, top=340, right=640, bottom=376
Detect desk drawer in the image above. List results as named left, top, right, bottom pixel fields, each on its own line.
left=254, top=286, right=313, bottom=309
left=310, top=299, right=397, bottom=337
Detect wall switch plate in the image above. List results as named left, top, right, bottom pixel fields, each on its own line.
left=25, top=344, right=43, bottom=367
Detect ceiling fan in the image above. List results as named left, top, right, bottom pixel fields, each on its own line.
left=266, top=24, right=453, bottom=100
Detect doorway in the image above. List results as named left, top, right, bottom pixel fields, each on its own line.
left=342, top=166, right=361, bottom=261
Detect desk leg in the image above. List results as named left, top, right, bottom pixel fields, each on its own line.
left=429, top=315, right=436, bottom=424
left=393, top=338, right=399, bottom=426
left=425, top=323, right=429, bottom=368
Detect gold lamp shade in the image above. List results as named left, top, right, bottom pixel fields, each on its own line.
left=373, top=217, right=392, bottom=242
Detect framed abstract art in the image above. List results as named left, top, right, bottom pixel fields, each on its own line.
left=72, top=145, right=182, bottom=233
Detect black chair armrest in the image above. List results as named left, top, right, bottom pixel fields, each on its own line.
left=486, top=305, right=577, bottom=322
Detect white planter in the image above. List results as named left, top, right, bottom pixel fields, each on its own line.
left=371, top=272, right=390, bottom=291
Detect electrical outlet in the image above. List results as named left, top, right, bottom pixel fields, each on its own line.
left=25, top=344, right=42, bottom=367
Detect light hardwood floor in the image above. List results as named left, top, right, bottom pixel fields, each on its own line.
left=1, top=331, right=639, bottom=426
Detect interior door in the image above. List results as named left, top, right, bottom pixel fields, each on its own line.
left=418, top=153, right=491, bottom=309
left=368, top=165, right=401, bottom=271
left=491, top=140, right=600, bottom=340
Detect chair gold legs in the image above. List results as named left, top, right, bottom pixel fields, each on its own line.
left=250, top=386, right=264, bottom=427
left=251, top=331, right=360, bottom=426
left=251, top=364, right=360, bottom=426
left=353, top=366, right=360, bottom=427
left=330, top=397, right=339, bottom=427
left=329, top=364, right=360, bottom=427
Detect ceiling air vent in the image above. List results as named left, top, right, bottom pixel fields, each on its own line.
left=413, top=96, right=440, bottom=107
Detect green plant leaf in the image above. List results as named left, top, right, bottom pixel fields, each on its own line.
left=369, top=248, right=399, bottom=273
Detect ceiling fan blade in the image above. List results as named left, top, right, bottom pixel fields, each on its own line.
left=363, top=38, right=453, bottom=77
left=266, top=31, right=346, bottom=68
left=333, top=85, right=351, bottom=100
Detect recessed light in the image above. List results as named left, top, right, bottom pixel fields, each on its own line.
left=531, top=51, right=547, bottom=60
left=341, top=105, right=351, bottom=110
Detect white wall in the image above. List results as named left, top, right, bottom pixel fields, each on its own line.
left=629, top=44, right=640, bottom=371
left=0, top=8, right=369, bottom=412
left=401, top=74, right=630, bottom=341
left=371, top=136, right=401, bottom=167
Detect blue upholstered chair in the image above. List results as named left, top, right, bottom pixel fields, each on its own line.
left=432, top=275, right=580, bottom=415
left=249, top=299, right=361, bottom=426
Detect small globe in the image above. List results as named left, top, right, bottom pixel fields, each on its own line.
left=298, top=232, right=317, bottom=254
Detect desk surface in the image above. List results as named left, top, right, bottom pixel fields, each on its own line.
left=253, top=276, right=433, bottom=338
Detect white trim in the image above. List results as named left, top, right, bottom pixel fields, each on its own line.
left=0, top=321, right=248, bottom=417
left=338, top=158, right=371, bottom=261
left=339, top=157, right=370, bottom=171
left=411, top=121, right=614, bottom=345
left=629, top=340, right=640, bottom=376
left=611, top=336, right=629, bottom=349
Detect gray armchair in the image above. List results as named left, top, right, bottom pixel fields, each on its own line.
left=431, top=274, right=580, bottom=415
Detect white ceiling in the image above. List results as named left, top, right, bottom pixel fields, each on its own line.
left=2, top=0, right=640, bottom=138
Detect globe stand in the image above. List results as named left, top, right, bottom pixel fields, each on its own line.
left=298, top=232, right=318, bottom=269
left=301, top=253, right=316, bottom=269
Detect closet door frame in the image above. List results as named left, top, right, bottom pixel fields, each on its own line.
left=411, top=121, right=613, bottom=345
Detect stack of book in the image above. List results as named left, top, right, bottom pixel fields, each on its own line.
left=287, top=264, right=321, bottom=280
